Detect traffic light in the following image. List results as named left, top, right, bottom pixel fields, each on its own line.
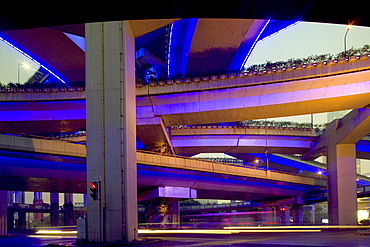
left=89, top=181, right=99, bottom=201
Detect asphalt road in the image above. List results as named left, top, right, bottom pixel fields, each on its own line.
left=1, top=230, right=370, bottom=247
left=137, top=230, right=370, bottom=247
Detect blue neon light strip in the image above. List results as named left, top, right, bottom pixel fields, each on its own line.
left=0, top=34, right=68, bottom=84
left=240, top=19, right=271, bottom=70
left=167, top=18, right=198, bottom=78
left=240, top=20, right=301, bottom=71
left=167, top=22, right=174, bottom=78
left=259, top=21, right=301, bottom=42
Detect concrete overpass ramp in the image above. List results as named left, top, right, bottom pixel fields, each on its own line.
left=0, top=134, right=325, bottom=201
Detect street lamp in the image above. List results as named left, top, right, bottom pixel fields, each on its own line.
left=344, top=24, right=352, bottom=56
left=17, top=62, right=30, bottom=83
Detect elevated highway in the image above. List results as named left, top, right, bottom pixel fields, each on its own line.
left=0, top=134, right=325, bottom=201
left=2, top=133, right=370, bottom=201
left=169, top=124, right=370, bottom=158
left=0, top=56, right=369, bottom=151
left=137, top=65, right=370, bottom=126
left=170, top=125, right=317, bottom=155
left=0, top=50, right=369, bottom=204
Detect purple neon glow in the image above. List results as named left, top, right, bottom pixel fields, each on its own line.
left=0, top=101, right=85, bottom=121
left=0, top=34, right=67, bottom=84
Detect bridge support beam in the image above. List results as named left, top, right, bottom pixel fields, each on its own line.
left=86, top=21, right=137, bottom=243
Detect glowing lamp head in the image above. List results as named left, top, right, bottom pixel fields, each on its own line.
left=22, top=63, right=30, bottom=69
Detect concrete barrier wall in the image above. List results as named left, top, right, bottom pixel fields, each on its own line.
left=136, top=151, right=325, bottom=186
left=170, top=126, right=318, bottom=137
left=0, top=134, right=86, bottom=157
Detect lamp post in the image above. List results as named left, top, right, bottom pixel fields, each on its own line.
left=344, top=25, right=352, bottom=56
left=264, top=119, right=269, bottom=171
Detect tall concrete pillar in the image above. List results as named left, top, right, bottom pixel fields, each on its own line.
left=13, top=191, right=25, bottom=229
left=171, top=201, right=180, bottom=229
left=64, top=193, right=74, bottom=226
left=86, top=21, right=137, bottom=243
left=327, top=143, right=357, bottom=225
left=291, top=204, right=303, bottom=225
left=0, top=191, right=7, bottom=236
left=14, top=191, right=24, bottom=203
left=50, top=193, right=60, bottom=226
left=33, top=192, right=44, bottom=226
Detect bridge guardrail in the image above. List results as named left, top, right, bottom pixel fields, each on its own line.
left=136, top=54, right=370, bottom=91
left=0, top=54, right=369, bottom=95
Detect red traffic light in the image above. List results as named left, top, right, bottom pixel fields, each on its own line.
left=89, top=181, right=99, bottom=201
left=90, top=182, right=96, bottom=189
left=279, top=206, right=286, bottom=211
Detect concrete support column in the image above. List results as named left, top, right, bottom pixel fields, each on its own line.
left=12, top=192, right=25, bottom=229
left=64, top=193, right=74, bottom=226
left=307, top=205, right=315, bottom=224
left=327, top=143, right=357, bottom=225
left=262, top=206, right=272, bottom=224
left=291, top=204, right=303, bottom=225
left=50, top=193, right=59, bottom=226
left=0, top=191, right=7, bottom=236
left=14, top=191, right=24, bottom=203
left=33, top=192, right=44, bottom=226
left=86, top=21, right=137, bottom=243
left=171, top=201, right=180, bottom=229
left=7, top=192, right=13, bottom=203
